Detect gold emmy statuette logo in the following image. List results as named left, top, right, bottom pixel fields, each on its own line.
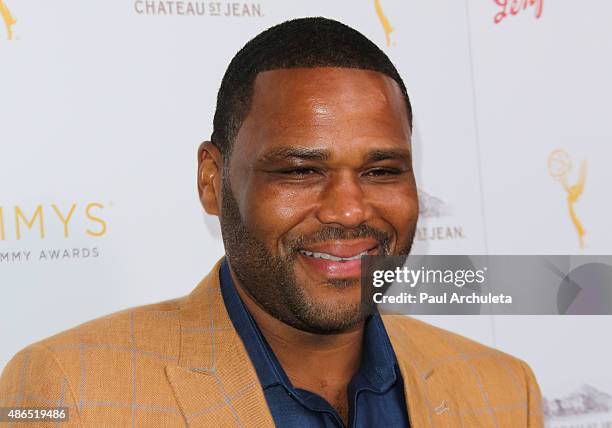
left=0, top=0, right=16, bottom=40
left=374, top=0, right=393, bottom=47
left=548, top=149, right=587, bottom=248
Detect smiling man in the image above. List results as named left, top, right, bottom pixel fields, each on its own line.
left=1, top=18, right=542, bottom=427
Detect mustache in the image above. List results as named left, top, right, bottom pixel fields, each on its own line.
left=286, top=224, right=391, bottom=255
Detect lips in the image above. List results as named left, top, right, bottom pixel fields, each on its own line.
left=296, top=239, right=379, bottom=278
left=299, top=249, right=369, bottom=261
left=299, top=239, right=379, bottom=258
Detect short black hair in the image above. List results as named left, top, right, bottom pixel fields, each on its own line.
left=211, top=17, right=412, bottom=158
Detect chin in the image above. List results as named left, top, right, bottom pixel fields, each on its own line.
left=290, top=296, right=365, bottom=334
left=303, top=314, right=366, bottom=335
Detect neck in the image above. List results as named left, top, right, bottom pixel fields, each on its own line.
left=232, top=272, right=364, bottom=423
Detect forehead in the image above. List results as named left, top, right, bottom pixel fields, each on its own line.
left=233, top=67, right=411, bottom=160
left=252, top=67, right=407, bottom=122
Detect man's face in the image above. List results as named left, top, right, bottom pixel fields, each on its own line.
left=219, top=67, right=418, bottom=333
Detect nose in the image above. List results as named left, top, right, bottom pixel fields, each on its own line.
left=316, top=172, right=372, bottom=228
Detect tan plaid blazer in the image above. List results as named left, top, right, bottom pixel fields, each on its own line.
left=1, top=259, right=543, bottom=427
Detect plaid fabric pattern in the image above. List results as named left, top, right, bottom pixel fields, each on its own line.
left=1, top=259, right=543, bottom=427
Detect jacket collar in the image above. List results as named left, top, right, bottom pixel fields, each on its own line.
left=383, top=316, right=437, bottom=427
left=165, top=258, right=275, bottom=427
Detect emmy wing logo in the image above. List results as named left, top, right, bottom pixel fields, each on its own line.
left=374, top=0, right=393, bottom=47
left=548, top=149, right=587, bottom=248
left=0, top=0, right=16, bottom=40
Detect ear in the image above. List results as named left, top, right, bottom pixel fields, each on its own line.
left=197, top=141, right=223, bottom=216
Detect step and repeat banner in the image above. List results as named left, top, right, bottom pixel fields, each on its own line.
left=1, top=1, right=611, bottom=426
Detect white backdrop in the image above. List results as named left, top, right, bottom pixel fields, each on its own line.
left=1, top=1, right=611, bottom=425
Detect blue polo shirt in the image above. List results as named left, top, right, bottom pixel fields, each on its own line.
left=219, top=260, right=410, bottom=427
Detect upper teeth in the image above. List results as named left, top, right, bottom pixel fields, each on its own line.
left=299, top=250, right=368, bottom=261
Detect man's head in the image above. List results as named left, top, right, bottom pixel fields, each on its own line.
left=198, top=17, right=418, bottom=334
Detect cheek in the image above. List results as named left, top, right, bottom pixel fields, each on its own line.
left=371, top=186, right=418, bottom=234
left=243, top=184, right=315, bottom=243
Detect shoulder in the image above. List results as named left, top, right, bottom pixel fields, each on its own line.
left=382, top=315, right=527, bottom=372
left=383, top=315, right=541, bottom=392
left=382, top=316, right=544, bottom=424
left=384, top=315, right=515, bottom=362
left=37, top=297, right=184, bottom=356
left=0, top=297, right=184, bottom=406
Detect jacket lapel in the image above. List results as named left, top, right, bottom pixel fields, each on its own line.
left=384, top=316, right=471, bottom=428
left=384, top=315, right=436, bottom=428
left=165, top=259, right=275, bottom=427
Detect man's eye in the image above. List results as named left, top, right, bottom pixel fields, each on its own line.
left=280, top=168, right=318, bottom=176
left=364, top=168, right=402, bottom=177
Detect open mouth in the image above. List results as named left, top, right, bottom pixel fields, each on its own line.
left=295, top=242, right=380, bottom=278
left=298, top=249, right=370, bottom=262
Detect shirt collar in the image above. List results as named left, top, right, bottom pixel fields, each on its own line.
left=219, top=258, right=398, bottom=394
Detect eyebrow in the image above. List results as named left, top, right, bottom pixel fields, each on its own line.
left=365, top=149, right=412, bottom=163
left=258, top=147, right=330, bottom=163
left=257, top=147, right=412, bottom=164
